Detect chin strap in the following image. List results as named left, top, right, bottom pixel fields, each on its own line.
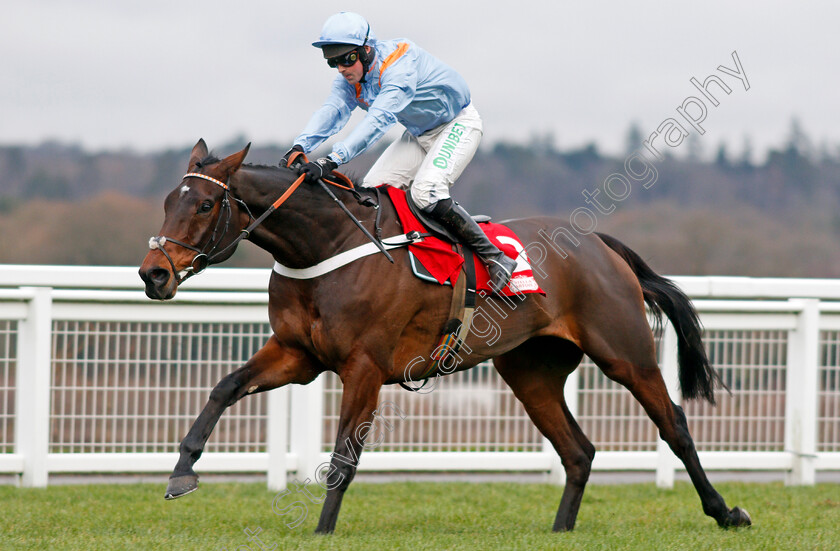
left=359, top=48, right=374, bottom=83
left=358, top=23, right=373, bottom=83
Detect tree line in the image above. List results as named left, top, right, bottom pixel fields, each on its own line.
left=1, top=122, right=839, bottom=277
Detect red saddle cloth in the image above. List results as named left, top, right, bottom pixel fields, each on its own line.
left=384, top=186, right=545, bottom=297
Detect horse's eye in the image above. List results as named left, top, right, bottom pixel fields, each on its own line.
left=199, top=200, right=213, bottom=213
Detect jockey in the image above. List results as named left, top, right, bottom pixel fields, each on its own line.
left=282, top=11, right=517, bottom=293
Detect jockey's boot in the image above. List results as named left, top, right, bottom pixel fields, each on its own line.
left=428, top=198, right=517, bottom=294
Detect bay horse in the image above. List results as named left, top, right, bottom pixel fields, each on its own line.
left=138, top=139, right=751, bottom=534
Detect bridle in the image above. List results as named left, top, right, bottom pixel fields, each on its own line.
left=148, top=172, right=252, bottom=284
left=147, top=152, right=390, bottom=286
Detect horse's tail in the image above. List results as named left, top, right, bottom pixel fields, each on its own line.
left=596, top=232, right=722, bottom=404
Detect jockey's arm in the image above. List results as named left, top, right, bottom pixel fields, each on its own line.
left=293, top=76, right=356, bottom=154
left=328, top=55, right=419, bottom=165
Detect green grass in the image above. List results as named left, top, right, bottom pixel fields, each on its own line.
left=2, top=481, right=839, bottom=550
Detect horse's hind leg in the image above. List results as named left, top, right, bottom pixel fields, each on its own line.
left=166, top=337, right=319, bottom=499
left=493, top=337, right=594, bottom=532
left=580, top=316, right=751, bottom=528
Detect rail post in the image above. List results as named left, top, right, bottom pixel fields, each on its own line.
left=15, top=287, right=52, bottom=487
left=289, top=377, right=325, bottom=483
left=785, top=298, right=819, bottom=485
left=266, top=386, right=290, bottom=491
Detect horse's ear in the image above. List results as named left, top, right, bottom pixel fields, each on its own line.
left=188, top=139, right=209, bottom=170
left=219, top=142, right=251, bottom=176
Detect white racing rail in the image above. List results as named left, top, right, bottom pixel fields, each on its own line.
left=0, top=265, right=838, bottom=490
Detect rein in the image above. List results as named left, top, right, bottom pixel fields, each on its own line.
left=148, top=153, right=390, bottom=283
left=278, top=151, right=394, bottom=263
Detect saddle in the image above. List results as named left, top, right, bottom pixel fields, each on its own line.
left=383, top=186, right=544, bottom=296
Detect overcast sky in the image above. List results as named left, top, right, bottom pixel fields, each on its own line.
left=2, top=1, right=837, bottom=161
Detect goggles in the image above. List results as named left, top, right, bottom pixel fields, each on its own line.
left=327, top=49, right=360, bottom=68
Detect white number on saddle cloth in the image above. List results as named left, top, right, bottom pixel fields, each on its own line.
left=495, top=235, right=541, bottom=293
left=495, top=236, right=532, bottom=273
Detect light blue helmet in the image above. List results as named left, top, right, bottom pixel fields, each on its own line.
left=312, top=12, right=375, bottom=57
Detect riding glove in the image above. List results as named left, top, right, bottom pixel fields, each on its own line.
left=280, top=144, right=304, bottom=168
left=298, top=157, right=338, bottom=183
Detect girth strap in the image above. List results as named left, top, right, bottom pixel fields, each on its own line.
left=400, top=246, right=477, bottom=392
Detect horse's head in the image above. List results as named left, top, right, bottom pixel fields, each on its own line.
left=139, top=139, right=251, bottom=300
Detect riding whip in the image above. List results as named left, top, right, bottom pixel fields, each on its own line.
left=317, top=179, right=395, bottom=263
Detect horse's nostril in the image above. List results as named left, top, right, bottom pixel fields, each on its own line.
left=149, top=268, right=170, bottom=285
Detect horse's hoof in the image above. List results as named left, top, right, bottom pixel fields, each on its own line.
left=721, top=506, right=751, bottom=528
left=164, top=474, right=199, bottom=500
left=731, top=507, right=752, bottom=527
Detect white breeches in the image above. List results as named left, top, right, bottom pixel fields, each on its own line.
left=362, top=103, right=483, bottom=210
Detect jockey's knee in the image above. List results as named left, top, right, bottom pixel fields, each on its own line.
left=410, top=182, right=448, bottom=212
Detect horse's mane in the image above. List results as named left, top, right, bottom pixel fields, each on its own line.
left=195, top=153, right=289, bottom=173
left=197, top=152, right=370, bottom=194
left=242, top=161, right=368, bottom=192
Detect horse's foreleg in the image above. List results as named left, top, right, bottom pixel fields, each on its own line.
left=166, top=337, right=319, bottom=499
left=315, top=359, right=384, bottom=534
